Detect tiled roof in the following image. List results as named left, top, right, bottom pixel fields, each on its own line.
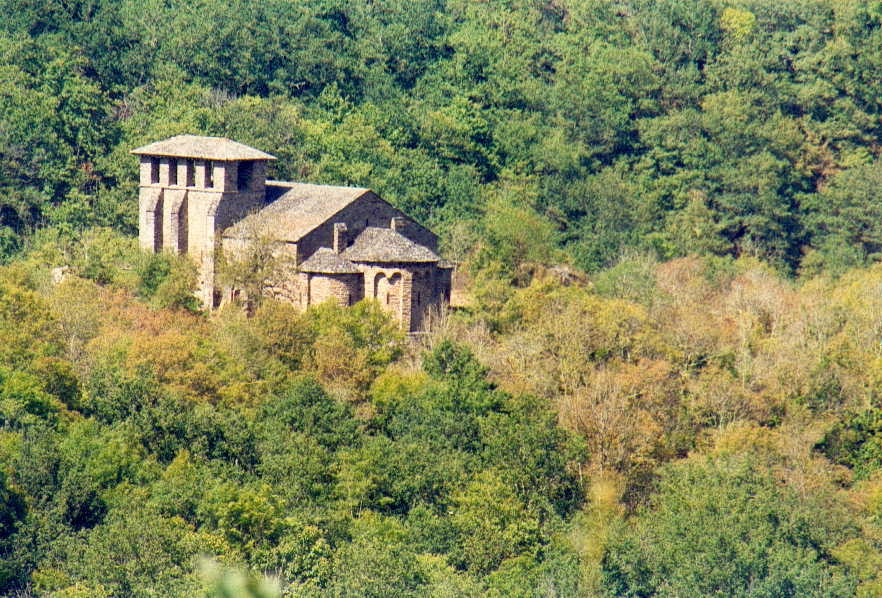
left=131, top=135, right=276, bottom=161
left=223, top=181, right=370, bottom=242
left=298, top=248, right=362, bottom=274
left=342, top=227, right=440, bottom=263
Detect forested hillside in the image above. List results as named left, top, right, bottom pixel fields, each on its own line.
left=3, top=0, right=882, bottom=596
left=4, top=242, right=882, bottom=595
left=2, top=0, right=882, bottom=273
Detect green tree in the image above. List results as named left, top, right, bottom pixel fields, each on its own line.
left=802, top=162, right=882, bottom=267
left=326, top=513, right=429, bottom=598
left=0, top=470, right=26, bottom=590
left=602, top=454, right=857, bottom=597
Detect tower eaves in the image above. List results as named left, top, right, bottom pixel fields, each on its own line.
left=131, top=134, right=277, bottom=161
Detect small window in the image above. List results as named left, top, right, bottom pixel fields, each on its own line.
left=205, top=160, right=214, bottom=188
left=416, top=292, right=421, bottom=305
left=150, top=159, right=160, bottom=184
left=186, top=160, right=195, bottom=187
left=169, top=158, right=178, bottom=185
left=237, top=161, right=253, bottom=191
left=386, top=293, right=390, bottom=305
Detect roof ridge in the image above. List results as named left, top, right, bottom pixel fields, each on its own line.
left=266, top=180, right=370, bottom=192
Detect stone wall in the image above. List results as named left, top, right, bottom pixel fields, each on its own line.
left=306, top=273, right=363, bottom=308
left=352, top=262, right=448, bottom=332
left=138, top=157, right=269, bottom=307
left=138, top=151, right=449, bottom=323
left=409, top=265, right=442, bottom=331
left=162, top=189, right=188, bottom=254
left=139, top=187, right=163, bottom=252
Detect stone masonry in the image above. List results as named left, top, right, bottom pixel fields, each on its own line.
left=133, top=135, right=452, bottom=331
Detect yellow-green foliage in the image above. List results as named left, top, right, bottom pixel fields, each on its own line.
left=442, top=254, right=882, bottom=590
left=4, top=249, right=882, bottom=595
left=8, top=0, right=882, bottom=593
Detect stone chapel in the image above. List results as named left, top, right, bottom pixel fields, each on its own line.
left=133, top=135, right=452, bottom=332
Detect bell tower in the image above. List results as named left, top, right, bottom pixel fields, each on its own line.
left=132, top=135, right=276, bottom=306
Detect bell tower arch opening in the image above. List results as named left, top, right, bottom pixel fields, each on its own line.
left=131, top=135, right=277, bottom=308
